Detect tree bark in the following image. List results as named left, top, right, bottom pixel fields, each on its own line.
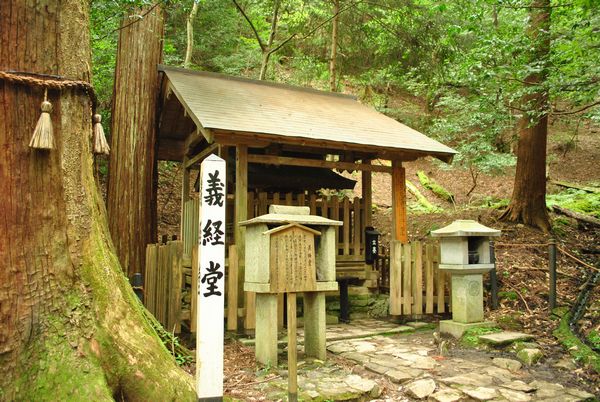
left=184, top=0, right=200, bottom=68
left=107, top=6, right=162, bottom=278
left=501, top=0, right=551, bottom=232
left=0, top=1, right=195, bottom=400
left=329, top=0, right=340, bottom=92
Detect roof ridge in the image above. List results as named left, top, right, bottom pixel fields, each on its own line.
left=158, top=64, right=357, bottom=101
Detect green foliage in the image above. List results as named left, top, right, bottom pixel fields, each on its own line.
left=547, top=189, right=600, bottom=218
left=587, top=330, right=600, bottom=351
left=498, top=291, right=518, bottom=301
left=89, top=0, right=599, bottom=177
left=551, top=216, right=573, bottom=237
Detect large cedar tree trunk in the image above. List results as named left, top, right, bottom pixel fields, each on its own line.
left=107, top=6, right=162, bottom=278
left=0, top=1, right=195, bottom=400
left=501, top=0, right=551, bottom=232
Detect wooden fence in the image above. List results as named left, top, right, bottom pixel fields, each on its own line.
left=144, top=241, right=183, bottom=333
left=182, top=198, right=199, bottom=263
left=379, top=240, right=451, bottom=316
left=182, top=191, right=365, bottom=260
left=247, top=191, right=366, bottom=258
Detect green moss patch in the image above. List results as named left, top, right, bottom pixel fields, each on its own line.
left=460, top=326, right=502, bottom=348
left=417, top=170, right=455, bottom=203
left=547, top=189, right=600, bottom=218
left=553, top=312, right=600, bottom=374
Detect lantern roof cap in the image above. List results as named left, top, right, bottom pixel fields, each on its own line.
left=430, top=220, right=501, bottom=238
left=240, top=205, right=342, bottom=227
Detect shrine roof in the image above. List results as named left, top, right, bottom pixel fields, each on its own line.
left=158, top=65, right=456, bottom=163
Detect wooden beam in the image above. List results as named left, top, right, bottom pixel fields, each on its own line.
left=212, top=133, right=270, bottom=148
left=362, top=164, right=372, bottom=228
left=392, top=160, right=408, bottom=243
left=212, top=129, right=438, bottom=162
left=184, top=143, right=219, bottom=168
left=235, top=145, right=248, bottom=329
left=183, top=129, right=206, bottom=156
left=247, top=154, right=392, bottom=173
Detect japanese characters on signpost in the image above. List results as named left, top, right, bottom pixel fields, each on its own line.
left=196, top=154, right=226, bottom=401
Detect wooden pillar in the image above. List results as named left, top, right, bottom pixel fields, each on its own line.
left=180, top=157, right=190, bottom=241
left=391, top=160, right=408, bottom=243
left=362, top=165, right=372, bottom=228
left=235, top=145, right=248, bottom=329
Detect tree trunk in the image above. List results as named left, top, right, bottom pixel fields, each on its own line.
left=107, top=6, right=162, bottom=278
left=258, top=0, right=281, bottom=80
left=0, top=1, right=195, bottom=400
left=500, top=0, right=551, bottom=232
left=184, top=1, right=200, bottom=68
left=329, top=0, right=340, bottom=92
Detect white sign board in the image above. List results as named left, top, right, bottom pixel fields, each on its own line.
left=196, top=154, right=226, bottom=401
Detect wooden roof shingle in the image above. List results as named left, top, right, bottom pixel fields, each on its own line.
left=158, top=65, right=456, bottom=162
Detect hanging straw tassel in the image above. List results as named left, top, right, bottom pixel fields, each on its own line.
left=92, top=114, right=110, bottom=155
left=29, top=89, right=55, bottom=150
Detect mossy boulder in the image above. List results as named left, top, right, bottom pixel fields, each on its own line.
left=516, top=348, right=543, bottom=365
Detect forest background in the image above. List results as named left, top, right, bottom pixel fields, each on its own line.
left=91, top=0, right=599, bottom=179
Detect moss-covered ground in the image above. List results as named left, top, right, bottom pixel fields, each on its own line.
left=553, top=312, right=600, bottom=374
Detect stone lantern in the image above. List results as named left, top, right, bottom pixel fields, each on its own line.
left=431, top=220, right=501, bottom=338
left=241, top=205, right=341, bottom=365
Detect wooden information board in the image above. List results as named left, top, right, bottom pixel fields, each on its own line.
left=267, top=224, right=319, bottom=293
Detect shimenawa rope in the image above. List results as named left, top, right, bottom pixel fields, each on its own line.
left=0, top=70, right=108, bottom=154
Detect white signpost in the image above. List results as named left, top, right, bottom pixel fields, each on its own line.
left=196, top=154, right=226, bottom=401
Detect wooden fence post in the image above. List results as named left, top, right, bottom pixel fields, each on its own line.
left=402, top=243, right=412, bottom=316
left=425, top=244, right=434, bottom=314
left=389, top=241, right=402, bottom=315
left=435, top=244, right=445, bottom=313
left=168, top=241, right=183, bottom=333
left=227, top=245, right=238, bottom=331
left=414, top=241, right=423, bottom=316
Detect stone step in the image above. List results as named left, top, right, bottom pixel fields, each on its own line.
left=478, top=331, right=534, bottom=346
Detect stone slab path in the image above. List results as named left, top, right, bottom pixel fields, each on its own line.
left=249, top=319, right=596, bottom=401
left=324, top=324, right=595, bottom=401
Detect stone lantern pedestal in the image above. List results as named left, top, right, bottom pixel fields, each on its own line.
left=431, top=220, right=501, bottom=338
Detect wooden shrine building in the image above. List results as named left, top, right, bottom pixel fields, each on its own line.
left=155, top=65, right=456, bottom=330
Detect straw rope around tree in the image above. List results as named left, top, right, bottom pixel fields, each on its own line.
left=0, top=70, right=109, bottom=154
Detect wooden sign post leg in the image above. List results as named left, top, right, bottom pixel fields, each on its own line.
left=287, top=292, right=298, bottom=402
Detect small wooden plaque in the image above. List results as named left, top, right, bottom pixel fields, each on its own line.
left=267, top=224, right=319, bottom=293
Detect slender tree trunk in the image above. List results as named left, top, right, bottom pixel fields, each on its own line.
left=184, top=0, right=200, bottom=68
left=329, top=0, right=340, bottom=92
left=0, top=1, right=195, bottom=400
left=258, top=0, right=281, bottom=80
left=501, top=0, right=551, bottom=232
left=107, top=6, right=162, bottom=278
